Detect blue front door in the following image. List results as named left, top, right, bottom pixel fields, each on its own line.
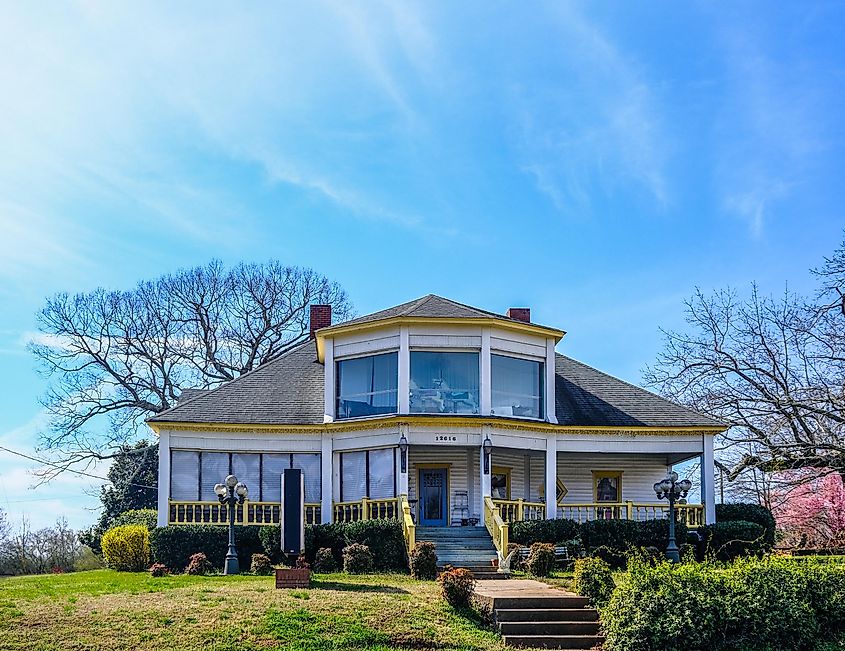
left=419, top=468, right=448, bottom=527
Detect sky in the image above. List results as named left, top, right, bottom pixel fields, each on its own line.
left=0, top=1, right=843, bottom=529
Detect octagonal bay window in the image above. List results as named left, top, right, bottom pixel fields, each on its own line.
left=409, top=351, right=479, bottom=414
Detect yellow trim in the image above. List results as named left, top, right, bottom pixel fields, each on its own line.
left=592, top=470, right=623, bottom=502
left=315, top=316, right=565, bottom=362
left=491, top=465, right=512, bottom=500
left=148, top=414, right=725, bottom=436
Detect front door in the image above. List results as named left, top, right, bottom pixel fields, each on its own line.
left=419, top=468, right=448, bottom=527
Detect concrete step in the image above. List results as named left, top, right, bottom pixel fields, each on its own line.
left=493, top=596, right=591, bottom=610
left=502, top=634, right=604, bottom=649
left=496, top=609, right=599, bottom=623
left=499, top=622, right=600, bottom=636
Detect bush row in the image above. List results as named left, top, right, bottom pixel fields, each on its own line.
left=148, top=519, right=405, bottom=572
left=602, top=555, right=845, bottom=651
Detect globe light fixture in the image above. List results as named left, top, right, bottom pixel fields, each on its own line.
left=653, top=471, right=693, bottom=563
left=217, top=474, right=249, bottom=574
left=398, top=433, right=409, bottom=473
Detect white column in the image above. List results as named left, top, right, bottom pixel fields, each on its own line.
left=157, top=430, right=170, bottom=527
left=398, top=326, right=410, bottom=414
left=323, top=338, right=335, bottom=422
left=545, top=338, right=558, bottom=424
left=702, top=433, right=716, bottom=524
left=480, top=328, right=491, bottom=415
left=479, top=427, right=492, bottom=517
left=545, top=435, right=557, bottom=519
left=321, top=433, right=333, bottom=523
left=398, top=424, right=409, bottom=495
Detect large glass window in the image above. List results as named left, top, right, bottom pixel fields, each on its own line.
left=336, top=352, right=398, bottom=419
left=171, top=450, right=199, bottom=500
left=491, top=354, right=544, bottom=419
left=410, top=351, right=479, bottom=414
left=340, top=449, right=396, bottom=501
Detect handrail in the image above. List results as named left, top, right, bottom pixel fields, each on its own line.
left=492, top=498, right=546, bottom=523
left=333, top=497, right=399, bottom=523
left=484, top=496, right=508, bottom=557
left=400, top=494, right=415, bottom=556
left=168, top=500, right=321, bottom=526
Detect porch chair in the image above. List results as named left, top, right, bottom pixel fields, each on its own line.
left=451, top=491, right=470, bottom=526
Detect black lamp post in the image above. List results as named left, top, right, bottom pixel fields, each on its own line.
left=214, top=474, right=248, bottom=575
left=482, top=436, right=492, bottom=475
left=398, top=433, right=408, bottom=473
left=653, top=471, right=692, bottom=563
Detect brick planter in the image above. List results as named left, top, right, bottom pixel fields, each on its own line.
left=275, top=568, right=311, bottom=589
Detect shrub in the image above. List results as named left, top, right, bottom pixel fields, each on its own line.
left=312, top=547, right=337, bottom=573
left=342, top=543, right=374, bottom=574
left=704, top=521, right=765, bottom=561
left=295, top=555, right=310, bottom=569
left=438, top=567, right=476, bottom=607
left=342, top=520, right=405, bottom=571
left=526, top=542, right=556, bottom=577
left=305, top=523, right=345, bottom=566
left=716, top=502, right=776, bottom=548
left=573, top=557, right=615, bottom=607
left=580, top=518, right=688, bottom=567
left=111, top=509, right=158, bottom=531
left=185, top=552, right=211, bottom=575
left=590, top=545, right=628, bottom=569
left=250, top=553, right=273, bottom=575
left=101, top=525, right=150, bottom=571
left=149, top=563, right=169, bottom=577
left=409, top=541, right=438, bottom=580
left=150, top=525, right=263, bottom=571
left=510, top=519, right=580, bottom=547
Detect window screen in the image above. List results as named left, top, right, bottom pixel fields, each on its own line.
left=292, top=453, right=321, bottom=503
left=261, top=453, right=288, bottom=502
left=232, top=453, right=260, bottom=498
left=368, top=448, right=395, bottom=499
left=200, top=452, right=229, bottom=500
left=170, top=450, right=199, bottom=500
left=341, top=450, right=367, bottom=501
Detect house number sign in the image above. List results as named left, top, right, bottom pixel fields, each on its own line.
left=434, top=435, right=458, bottom=442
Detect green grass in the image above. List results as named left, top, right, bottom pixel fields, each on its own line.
left=0, top=570, right=510, bottom=651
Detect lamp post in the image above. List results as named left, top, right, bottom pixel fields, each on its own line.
left=482, top=436, right=492, bottom=475
left=653, top=471, right=692, bottom=563
left=214, top=474, right=248, bottom=575
left=398, top=433, right=408, bottom=473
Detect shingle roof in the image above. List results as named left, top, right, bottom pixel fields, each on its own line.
left=331, top=294, right=554, bottom=329
left=148, top=346, right=722, bottom=429
left=149, top=341, right=324, bottom=425
left=554, top=354, right=722, bottom=428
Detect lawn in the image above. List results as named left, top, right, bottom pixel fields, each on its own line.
left=0, top=570, right=511, bottom=651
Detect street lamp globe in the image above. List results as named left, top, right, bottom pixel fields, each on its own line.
left=235, top=482, right=248, bottom=498
left=225, top=474, right=238, bottom=488
left=214, top=483, right=227, bottom=497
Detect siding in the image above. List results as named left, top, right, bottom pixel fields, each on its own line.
left=408, top=446, right=472, bottom=524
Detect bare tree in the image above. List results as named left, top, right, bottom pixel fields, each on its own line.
left=644, top=236, right=845, bottom=495
left=30, top=260, right=352, bottom=477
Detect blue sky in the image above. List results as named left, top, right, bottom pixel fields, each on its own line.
left=0, top=2, right=843, bottom=529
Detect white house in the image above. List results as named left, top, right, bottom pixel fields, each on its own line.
left=147, top=295, right=723, bottom=559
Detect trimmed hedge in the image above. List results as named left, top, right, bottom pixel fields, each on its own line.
left=715, top=503, right=776, bottom=548
left=150, top=525, right=263, bottom=571
left=581, top=519, right=688, bottom=555
left=601, top=556, right=845, bottom=651
left=510, top=519, right=579, bottom=547
left=704, top=520, right=766, bottom=561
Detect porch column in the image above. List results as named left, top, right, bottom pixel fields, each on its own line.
left=157, top=429, right=170, bottom=527
left=701, top=433, right=716, bottom=524
left=321, top=433, right=333, bottom=523
left=545, top=435, right=557, bottom=519
left=479, top=428, right=492, bottom=517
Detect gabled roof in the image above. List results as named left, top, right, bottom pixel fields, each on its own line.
left=148, top=345, right=723, bottom=429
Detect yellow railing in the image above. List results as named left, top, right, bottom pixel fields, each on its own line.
left=557, top=501, right=705, bottom=526
left=168, top=500, right=321, bottom=526
left=493, top=498, right=546, bottom=523
left=333, top=497, right=400, bottom=523
left=484, top=496, right=508, bottom=557
left=400, top=494, right=415, bottom=555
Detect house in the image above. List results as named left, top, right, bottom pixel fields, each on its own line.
left=147, top=295, right=724, bottom=558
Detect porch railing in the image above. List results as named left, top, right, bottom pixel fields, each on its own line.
left=557, top=501, right=704, bottom=526
left=492, top=499, right=546, bottom=523
left=332, top=497, right=400, bottom=523
left=400, top=494, right=416, bottom=555
left=484, top=496, right=508, bottom=557
left=168, top=500, right=321, bottom=526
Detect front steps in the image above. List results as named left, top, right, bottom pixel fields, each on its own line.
left=475, top=583, right=604, bottom=650
left=415, top=526, right=502, bottom=579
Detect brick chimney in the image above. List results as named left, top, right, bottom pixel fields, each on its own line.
left=310, top=304, right=332, bottom=338
left=507, top=307, right=531, bottom=323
